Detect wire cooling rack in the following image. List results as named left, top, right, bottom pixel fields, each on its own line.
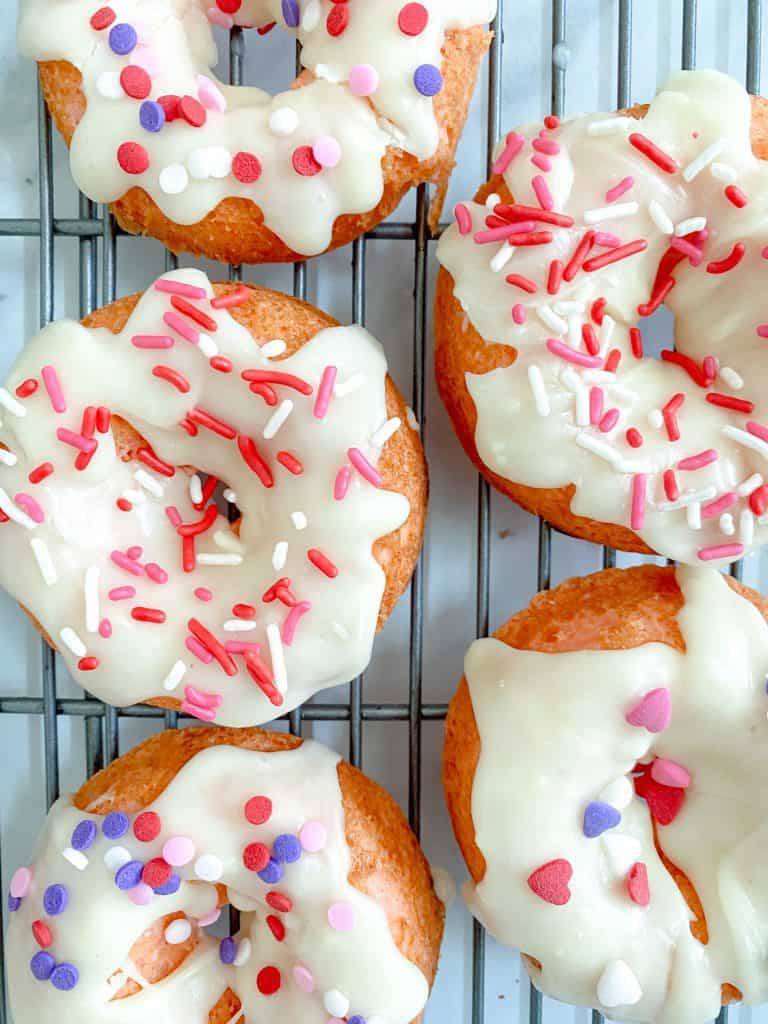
left=1, top=2, right=767, bottom=1022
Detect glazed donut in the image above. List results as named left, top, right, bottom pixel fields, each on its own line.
left=443, top=564, right=768, bottom=1022
left=0, top=269, right=426, bottom=725
left=436, top=69, right=768, bottom=566
left=18, top=0, right=495, bottom=264
left=6, top=725, right=444, bottom=1022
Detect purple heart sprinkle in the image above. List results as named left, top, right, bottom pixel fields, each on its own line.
left=583, top=801, right=621, bottom=838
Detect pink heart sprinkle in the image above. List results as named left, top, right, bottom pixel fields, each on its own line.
left=10, top=867, right=32, bottom=899
left=650, top=757, right=690, bottom=788
left=625, top=687, right=671, bottom=733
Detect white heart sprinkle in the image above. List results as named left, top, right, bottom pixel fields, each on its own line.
left=597, top=959, right=642, bottom=1008
left=598, top=776, right=633, bottom=810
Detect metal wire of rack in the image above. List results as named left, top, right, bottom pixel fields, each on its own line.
left=0, top=2, right=764, bottom=1022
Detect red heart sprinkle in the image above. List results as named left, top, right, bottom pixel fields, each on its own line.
left=634, top=764, right=685, bottom=825
left=527, top=858, right=573, bottom=906
left=627, top=862, right=650, bottom=905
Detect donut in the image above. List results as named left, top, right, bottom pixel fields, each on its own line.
left=0, top=269, right=427, bottom=725
left=18, top=0, right=496, bottom=264
left=443, top=563, right=768, bottom=1022
left=6, top=725, right=444, bottom=1022
left=436, top=69, right=768, bottom=566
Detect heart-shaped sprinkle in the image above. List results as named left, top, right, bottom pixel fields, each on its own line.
left=597, top=959, right=643, bottom=1008
left=602, top=833, right=641, bottom=877
left=627, top=862, right=650, bottom=905
left=650, top=757, right=691, bottom=788
left=527, top=858, right=573, bottom=905
left=625, top=687, right=671, bottom=733
left=633, top=765, right=685, bottom=825
left=598, top=776, right=633, bottom=810
left=583, top=801, right=621, bottom=838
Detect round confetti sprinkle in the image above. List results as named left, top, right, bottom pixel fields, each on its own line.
left=269, top=107, right=299, bottom=136
left=120, top=65, right=151, bottom=100
left=194, top=854, right=224, bottom=882
left=8, top=896, right=21, bottom=913
left=165, top=918, right=192, bottom=944
left=266, top=914, right=286, bottom=941
left=43, top=884, right=68, bottom=916
left=30, top=951, right=55, bottom=981
left=327, top=4, right=349, bottom=35
left=324, top=990, right=351, bottom=1018
left=257, top=965, right=282, bottom=996
left=158, top=94, right=181, bottom=122
left=180, top=95, right=207, bottom=127
left=244, top=795, right=272, bottom=825
left=142, top=858, right=172, bottom=889
left=258, top=859, right=284, bottom=885
left=104, top=846, right=132, bottom=873
left=198, top=906, right=221, bottom=928
left=328, top=901, right=356, bottom=931
left=117, top=142, right=149, bottom=175
left=273, top=834, right=301, bottom=864
left=32, top=920, right=53, bottom=948
left=139, top=100, right=166, bottom=133
left=293, top=964, right=315, bottom=993
left=398, top=3, right=429, bottom=35
left=348, top=63, right=379, bottom=97
left=115, top=861, right=144, bottom=891
left=217, top=0, right=243, bottom=11
left=154, top=873, right=182, bottom=896
left=10, top=867, right=32, bottom=899
left=90, top=7, right=116, bottom=31
left=292, top=145, right=322, bottom=177
left=159, top=164, right=189, bottom=195
left=348, top=1017, right=367, bottom=1024
left=243, top=842, right=270, bottom=872
left=232, top=151, right=263, bottom=184
left=133, top=811, right=162, bottom=842
left=299, top=820, right=327, bottom=852
left=51, top=963, right=79, bottom=991
left=413, top=63, right=443, bottom=97
left=266, top=891, right=293, bottom=913
left=220, top=937, right=237, bottom=964
left=108, top=23, right=137, bottom=56
left=312, top=135, right=341, bottom=169
left=71, top=820, right=97, bottom=852
left=103, top=812, right=129, bottom=840
left=128, top=883, right=154, bottom=906
left=163, top=836, right=195, bottom=866
left=282, top=0, right=300, bottom=27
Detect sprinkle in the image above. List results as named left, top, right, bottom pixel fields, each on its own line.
left=131, top=606, right=166, bottom=624
left=161, top=660, right=186, bottom=692
left=588, top=116, right=634, bottom=136
left=711, top=161, right=739, bottom=183
left=575, top=432, right=621, bottom=465
left=43, top=883, right=69, bottom=915
left=347, top=447, right=383, bottom=487
left=371, top=417, right=401, bottom=447
left=299, top=820, right=327, bottom=853
left=526, top=859, right=572, bottom=905
left=195, top=854, right=223, bottom=882
left=725, top=185, right=748, bottom=208
left=597, top=960, right=642, bottom=1008
left=648, top=200, right=673, bottom=234
left=629, top=133, right=678, bottom=173
left=413, top=63, right=443, bottom=97
left=706, top=392, right=753, bottom=414
left=675, top=216, right=707, bottom=236
left=328, top=901, right=356, bottom=932
left=348, top=62, right=379, bottom=96
left=547, top=338, right=602, bottom=369
left=707, top=242, right=745, bottom=274
left=103, top=846, right=132, bottom=873
left=269, top=106, right=299, bottom=136
left=605, top=176, right=635, bottom=203
left=220, top=938, right=238, bottom=965
left=683, top=138, right=725, bottom=181
left=307, top=548, right=338, bottom=578
left=282, top=601, right=311, bottom=645
left=197, top=553, right=243, bottom=566
left=59, top=626, right=86, bottom=658
left=528, top=367, right=550, bottom=416
left=117, top=141, right=149, bottom=175
left=627, top=862, right=650, bottom=906
left=109, top=22, right=137, bottom=55
left=10, top=867, right=32, bottom=899
left=31, top=952, right=56, bottom=981
left=16, top=378, right=38, bottom=398
left=537, top=306, right=567, bottom=334
left=584, top=201, right=638, bottom=224
left=583, top=801, right=621, bottom=838
left=651, top=758, right=691, bottom=788
left=324, top=991, right=351, bottom=1018
left=163, top=836, right=196, bottom=867
left=62, top=847, right=88, bottom=871
left=532, top=175, right=554, bottom=211
left=267, top=623, right=288, bottom=694
left=291, top=511, right=308, bottom=530
left=223, top=619, right=257, bottom=632
left=625, top=688, right=671, bottom=732
left=698, top=542, right=744, bottom=561
left=741, top=509, right=755, bottom=545
left=257, top=965, right=282, bottom=996
left=30, top=538, right=57, bottom=586
left=41, top=366, right=66, bottom=413
left=102, top=812, right=129, bottom=840
left=583, top=239, right=648, bottom=272
left=491, top=242, right=515, bottom=273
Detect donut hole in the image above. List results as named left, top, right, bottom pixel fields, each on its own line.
left=208, top=13, right=299, bottom=98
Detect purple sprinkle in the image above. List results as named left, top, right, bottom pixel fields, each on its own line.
left=114, top=860, right=144, bottom=892
left=43, top=884, right=68, bottom=916
left=219, top=937, right=237, bottom=965
left=30, top=952, right=55, bottom=981
left=51, top=963, right=79, bottom=991
left=154, top=873, right=181, bottom=896
left=8, top=895, right=21, bottom=913
left=348, top=1017, right=367, bottom=1024
left=281, top=0, right=300, bottom=28
left=139, top=100, right=165, bottom=133
left=257, top=859, right=284, bottom=885
left=583, top=801, right=621, bottom=838
left=272, top=834, right=301, bottom=864
left=109, top=23, right=137, bottom=55
left=71, top=820, right=97, bottom=852
left=413, top=64, right=443, bottom=97
left=102, top=812, right=129, bottom=839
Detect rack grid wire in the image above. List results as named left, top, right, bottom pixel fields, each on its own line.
left=0, top=2, right=764, bottom=1022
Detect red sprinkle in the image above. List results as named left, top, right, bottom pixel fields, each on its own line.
left=266, top=915, right=286, bottom=941
left=237, top=435, right=274, bottom=488
left=604, top=349, right=621, bottom=373
left=292, top=145, right=322, bottom=177
left=244, top=795, right=272, bottom=825
left=725, top=185, right=748, bottom=208
left=628, top=133, right=679, bottom=173
left=142, top=858, right=172, bottom=889
left=266, top=891, right=293, bottom=913
left=495, top=204, right=574, bottom=229
left=663, top=469, right=679, bottom=502
left=563, top=231, right=596, bottom=282
left=244, top=652, right=283, bottom=706
left=706, top=242, right=745, bottom=274
left=137, top=447, right=175, bottom=478
left=96, top=407, right=111, bottom=433
left=256, top=966, right=281, bottom=996
left=180, top=95, right=207, bottom=127
left=189, top=407, right=237, bottom=439
left=547, top=259, right=563, bottom=295
left=243, top=842, right=270, bottom=872
left=583, top=239, right=648, bottom=273
left=120, top=65, right=152, bottom=100
left=627, top=863, right=650, bottom=906
left=117, top=142, right=150, bottom=175
left=32, top=920, right=53, bottom=948
left=662, top=393, right=685, bottom=442
left=660, top=350, right=708, bottom=388
left=211, top=286, right=250, bottom=310
left=706, top=393, right=754, bottom=414
left=177, top=505, right=218, bottom=538
left=233, top=603, right=257, bottom=620
left=750, top=483, right=768, bottom=516
left=117, top=498, right=132, bottom=512
left=398, top=3, right=428, bottom=35
left=170, top=296, right=218, bottom=332
left=131, top=607, right=167, bottom=624
left=630, top=327, right=643, bottom=359
left=626, top=428, right=643, bottom=449
left=90, top=7, right=116, bottom=30
left=16, top=378, right=38, bottom=398
left=232, top=151, right=263, bottom=184
left=153, top=365, right=191, bottom=393
left=157, top=95, right=181, bottom=122
left=307, top=548, right=338, bottom=578
left=78, top=656, right=99, bottom=671
left=638, top=275, right=675, bottom=318
left=544, top=115, right=560, bottom=130
left=591, top=297, right=607, bottom=326
left=29, top=463, right=54, bottom=484
left=133, top=811, right=162, bottom=842
left=188, top=618, right=238, bottom=676
left=581, top=324, right=599, bottom=356
left=326, top=4, right=349, bottom=35
left=210, top=356, right=233, bottom=373
left=505, top=273, right=538, bottom=294
left=242, top=370, right=312, bottom=395
left=277, top=451, right=303, bottom=475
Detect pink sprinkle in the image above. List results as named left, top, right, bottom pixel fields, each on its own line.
left=163, top=312, right=200, bottom=344
left=299, top=820, right=327, bottom=853
left=756, top=325, right=768, bottom=339
left=186, top=636, right=214, bottom=664
left=282, top=601, right=312, bottom=645
left=314, top=366, right=337, bottom=419
left=348, top=63, right=379, bottom=97
left=531, top=175, right=554, bottom=211
left=197, top=907, right=221, bottom=927
left=546, top=338, right=602, bottom=369
left=594, top=231, right=621, bottom=248
left=512, top=304, right=526, bottom=324
left=327, top=901, right=356, bottom=932
left=10, top=867, right=32, bottom=899
left=334, top=466, right=351, bottom=500
left=677, top=449, right=718, bottom=471
left=145, top=562, right=169, bottom=584
left=56, top=428, right=97, bottom=454
left=474, top=222, right=537, bottom=244
left=605, top=176, right=634, bottom=203
left=184, top=685, right=222, bottom=709
left=14, top=493, right=44, bottom=523
left=224, top=640, right=261, bottom=654
left=670, top=237, right=703, bottom=266
left=293, top=965, right=315, bottom=994
left=703, top=355, right=718, bottom=381
left=165, top=506, right=183, bottom=527
left=651, top=758, right=691, bottom=788
left=194, top=587, right=213, bottom=602
left=748, top=420, right=768, bottom=443
left=207, top=6, right=234, bottom=28
left=109, top=586, right=136, bottom=601
left=702, top=491, right=737, bottom=518
left=347, top=447, right=383, bottom=487
left=631, top=473, right=647, bottom=530
left=163, top=836, right=196, bottom=867
left=98, top=618, right=112, bottom=638
left=589, top=386, right=604, bottom=425
left=698, top=543, right=744, bottom=561
left=41, top=366, right=66, bottom=413
left=599, top=408, right=620, bottom=432
left=492, top=132, right=525, bottom=175
left=197, top=74, right=226, bottom=112
left=182, top=701, right=216, bottom=721
left=762, top=245, right=768, bottom=259
left=453, top=203, right=472, bottom=235
left=312, top=135, right=342, bottom=169
left=132, top=335, right=175, bottom=349
left=531, top=153, right=552, bottom=173
left=532, top=136, right=560, bottom=156
left=154, top=279, right=208, bottom=300
left=110, top=551, right=144, bottom=577
left=126, top=546, right=143, bottom=560
left=128, top=883, right=154, bottom=906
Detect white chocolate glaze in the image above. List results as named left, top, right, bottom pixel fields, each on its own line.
left=438, top=70, right=768, bottom=565
left=0, top=269, right=414, bottom=725
left=7, top=741, right=430, bottom=1023
left=463, top=567, right=768, bottom=1023
left=17, top=0, right=495, bottom=256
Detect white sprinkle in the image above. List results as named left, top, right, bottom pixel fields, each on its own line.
left=567, top=314, right=582, bottom=351
left=30, top=538, right=57, bottom=586
left=723, top=425, right=768, bottom=460
left=104, top=846, right=131, bottom=873
left=527, top=365, right=550, bottom=417
left=213, top=530, right=245, bottom=554
left=198, top=333, right=218, bottom=358
left=62, top=847, right=88, bottom=871
left=648, top=409, right=664, bottom=430
left=334, top=372, right=365, bottom=397
left=588, top=116, right=634, bottom=136
left=648, top=200, right=674, bottom=235
left=291, top=511, right=308, bottom=530
left=207, top=146, right=233, bottom=179
left=223, top=619, right=257, bottom=632
left=575, top=388, right=590, bottom=426
left=600, top=315, right=615, bottom=354
left=267, top=622, right=288, bottom=694
left=324, top=991, right=350, bottom=1018
left=133, top=469, right=164, bottom=497
left=272, top=540, right=288, bottom=571
left=187, top=148, right=213, bottom=180
left=263, top=400, right=294, bottom=440
left=485, top=192, right=502, bottom=210
left=0, top=388, right=26, bottom=417
left=719, top=366, right=744, bottom=391
left=194, top=854, right=223, bottom=882
left=159, top=164, right=189, bottom=195
left=84, top=565, right=100, bottom=634
left=599, top=776, right=633, bottom=810
left=575, top=433, right=622, bottom=465
left=121, top=489, right=146, bottom=504
left=720, top=513, right=736, bottom=536
left=682, top=138, right=726, bottom=182
left=710, top=161, right=738, bottom=183
left=197, top=553, right=243, bottom=566
left=302, top=0, right=321, bottom=29
left=60, top=626, right=87, bottom=657
left=554, top=301, right=585, bottom=315
left=189, top=475, right=203, bottom=505
left=740, top=508, right=755, bottom=545
left=165, top=919, right=193, bottom=945
left=675, top=216, right=707, bottom=237
left=537, top=305, right=567, bottom=335
left=269, top=106, right=299, bottom=136
left=597, top=960, right=642, bottom=1008
left=584, top=201, right=638, bottom=224
left=602, top=833, right=641, bottom=877
left=223, top=488, right=237, bottom=504
left=561, top=368, right=582, bottom=393
left=658, top=486, right=717, bottom=512
left=0, top=487, right=37, bottom=529
left=737, top=473, right=763, bottom=497
left=371, top=417, right=401, bottom=447
left=233, top=938, right=252, bottom=967
left=260, top=339, right=286, bottom=358
left=162, top=660, right=187, bottom=693
left=490, top=242, right=514, bottom=272
left=688, top=503, right=702, bottom=529
left=96, top=71, right=123, bottom=99
left=0, top=448, right=17, bottom=466
left=617, top=460, right=656, bottom=475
